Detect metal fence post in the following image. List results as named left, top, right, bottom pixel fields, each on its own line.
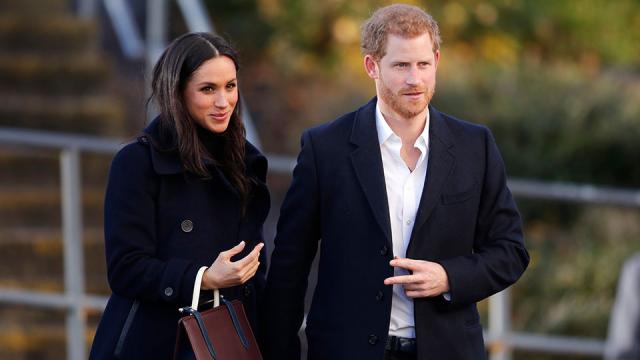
left=77, top=0, right=97, bottom=19
left=60, top=148, right=87, bottom=360
left=489, top=288, right=512, bottom=360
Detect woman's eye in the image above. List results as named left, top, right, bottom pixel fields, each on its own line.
left=226, top=83, right=237, bottom=90
left=201, top=86, right=214, bottom=93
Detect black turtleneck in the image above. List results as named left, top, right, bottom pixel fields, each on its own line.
left=196, top=125, right=227, bottom=164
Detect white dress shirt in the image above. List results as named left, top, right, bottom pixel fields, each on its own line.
left=376, top=103, right=429, bottom=339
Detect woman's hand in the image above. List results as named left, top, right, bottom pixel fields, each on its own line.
left=201, top=241, right=264, bottom=290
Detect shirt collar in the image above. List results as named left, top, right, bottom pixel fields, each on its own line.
left=375, top=101, right=430, bottom=148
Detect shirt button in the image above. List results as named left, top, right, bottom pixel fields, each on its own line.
left=181, top=220, right=194, bottom=233
left=164, top=287, right=174, bottom=297
left=375, top=290, right=384, bottom=301
left=380, top=245, right=388, bottom=256
left=243, top=285, right=252, bottom=297
left=405, top=219, right=412, bottom=226
left=368, top=334, right=378, bottom=345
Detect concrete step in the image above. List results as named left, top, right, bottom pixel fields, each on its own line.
left=0, top=320, right=97, bottom=360
left=0, top=0, right=70, bottom=15
left=0, top=15, right=96, bottom=54
left=0, top=93, right=126, bottom=136
left=0, top=54, right=109, bottom=94
left=0, top=148, right=59, bottom=185
left=0, top=186, right=105, bottom=227
left=0, top=226, right=108, bottom=294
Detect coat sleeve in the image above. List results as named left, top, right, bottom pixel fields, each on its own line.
left=104, top=143, right=200, bottom=305
left=261, top=130, right=321, bottom=360
left=439, top=128, right=529, bottom=306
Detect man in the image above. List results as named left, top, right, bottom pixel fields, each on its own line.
left=263, top=4, right=529, bottom=360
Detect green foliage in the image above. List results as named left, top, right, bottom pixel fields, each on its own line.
left=433, top=61, right=640, bottom=187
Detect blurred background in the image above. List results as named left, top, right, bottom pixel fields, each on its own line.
left=0, top=0, right=639, bottom=359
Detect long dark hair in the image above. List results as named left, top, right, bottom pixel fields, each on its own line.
left=149, top=32, right=251, bottom=209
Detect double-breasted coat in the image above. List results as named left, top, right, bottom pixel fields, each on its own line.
left=89, top=118, right=270, bottom=359
left=262, top=98, right=529, bottom=360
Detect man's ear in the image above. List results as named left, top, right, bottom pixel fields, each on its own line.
left=364, top=55, right=379, bottom=79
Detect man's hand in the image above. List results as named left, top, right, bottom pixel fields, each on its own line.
left=384, top=258, right=450, bottom=298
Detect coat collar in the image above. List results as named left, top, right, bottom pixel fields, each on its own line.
left=408, top=106, right=456, bottom=253
left=142, top=116, right=267, bottom=182
left=349, top=97, right=392, bottom=246
left=348, top=97, right=456, bottom=252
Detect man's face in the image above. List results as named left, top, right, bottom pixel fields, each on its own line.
left=365, top=33, right=439, bottom=121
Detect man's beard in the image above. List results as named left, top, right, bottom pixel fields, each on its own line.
left=378, top=77, right=435, bottom=120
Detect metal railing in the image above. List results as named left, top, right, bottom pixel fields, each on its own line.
left=3, top=126, right=640, bottom=359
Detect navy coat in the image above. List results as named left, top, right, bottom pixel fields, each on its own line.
left=89, top=119, right=270, bottom=359
left=262, top=98, right=529, bottom=360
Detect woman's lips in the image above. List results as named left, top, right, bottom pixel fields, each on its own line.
left=209, top=112, right=228, bottom=121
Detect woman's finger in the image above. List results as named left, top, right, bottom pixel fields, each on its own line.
left=234, top=243, right=264, bottom=268
left=221, top=241, right=246, bottom=259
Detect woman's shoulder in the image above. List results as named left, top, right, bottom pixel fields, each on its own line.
left=110, top=137, right=155, bottom=175
left=244, top=140, right=268, bottom=181
left=114, top=137, right=152, bottom=163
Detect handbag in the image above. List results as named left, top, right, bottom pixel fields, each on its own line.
left=173, top=266, right=263, bottom=360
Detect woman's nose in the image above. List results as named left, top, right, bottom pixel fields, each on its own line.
left=214, top=93, right=228, bottom=108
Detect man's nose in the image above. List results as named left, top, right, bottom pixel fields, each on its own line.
left=405, top=67, right=420, bottom=86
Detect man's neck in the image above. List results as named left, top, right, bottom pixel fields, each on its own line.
left=378, top=102, right=428, bottom=146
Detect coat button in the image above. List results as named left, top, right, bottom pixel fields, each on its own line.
left=375, top=290, right=384, bottom=301
left=164, top=287, right=174, bottom=297
left=243, top=285, right=252, bottom=297
left=181, top=220, right=194, bottom=233
left=368, top=334, right=378, bottom=345
left=380, top=245, right=388, bottom=256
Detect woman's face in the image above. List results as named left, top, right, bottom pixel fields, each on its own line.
left=183, top=56, right=238, bottom=134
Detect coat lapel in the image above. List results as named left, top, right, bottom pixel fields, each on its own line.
left=410, top=106, right=455, bottom=247
left=349, top=98, right=393, bottom=246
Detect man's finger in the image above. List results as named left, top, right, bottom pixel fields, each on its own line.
left=384, top=274, right=418, bottom=285
left=389, top=257, right=418, bottom=270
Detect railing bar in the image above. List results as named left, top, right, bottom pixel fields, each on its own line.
left=0, top=127, right=122, bottom=153
left=0, top=289, right=108, bottom=311
left=505, top=332, right=605, bottom=356
left=175, top=0, right=216, bottom=32
left=61, top=149, right=86, bottom=360
left=509, top=179, right=640, bottom=207
left=103, top=0, right=145, bottom=58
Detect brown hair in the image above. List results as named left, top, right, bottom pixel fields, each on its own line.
left=361, top=4, right=441, bottom=60
left=149, top=32, right=252, bottom=211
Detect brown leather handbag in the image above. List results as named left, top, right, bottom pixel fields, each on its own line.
left=173, top=267, right=263, bottom=360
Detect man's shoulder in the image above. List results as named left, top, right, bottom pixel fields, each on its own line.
left=435, top=108, right=489, bottom=136
left=305, top=98, right=375, bottom=141
left=306, top=109, right=357, bottom=139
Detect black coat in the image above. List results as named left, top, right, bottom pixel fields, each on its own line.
left=262, top=98, right=529, bottom=360
left=89, top=119, right=270, bottom=359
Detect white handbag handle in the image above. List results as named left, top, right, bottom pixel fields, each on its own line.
left=192, top=266, right=220, bottom=310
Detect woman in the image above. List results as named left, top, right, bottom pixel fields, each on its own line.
left=89, top=32, right=270, bottom=359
